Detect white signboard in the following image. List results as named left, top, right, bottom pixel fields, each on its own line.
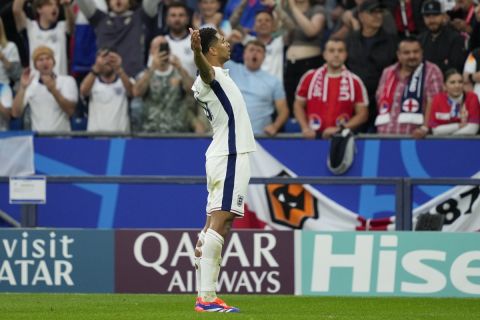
left=9, top=176, right=46, bottom=204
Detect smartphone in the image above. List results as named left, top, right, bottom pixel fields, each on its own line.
left=159, top=42, right=170, bottom=54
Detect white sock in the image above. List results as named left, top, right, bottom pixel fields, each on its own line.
left=200, top=228, right=224, bottom=302
left=195, top=230, right=206, bottom=297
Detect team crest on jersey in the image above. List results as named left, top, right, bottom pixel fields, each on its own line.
left=379, top=100, right=390, bottom=114
left=265, top=171, right=319, bottom=229
left=336, top=113, right=350, bottom=127
left=402, top=98, right=420, bottom=113
left=237, top=195, right=244, bottom=207
left=308, top=114, right=322, bottom=131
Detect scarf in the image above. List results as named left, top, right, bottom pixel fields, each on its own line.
left=375, top=62, right=426, bottom=126
left=307, top=65, right=355, bottom=102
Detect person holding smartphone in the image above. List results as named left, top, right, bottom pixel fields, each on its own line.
left=133, top=36, right=205, bottom=133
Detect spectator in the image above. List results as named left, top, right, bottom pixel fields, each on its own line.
left=0, top=16, right=21, bottom=89
left=463, top=47, right=480, bottom=98
left=71, top=0, right=108, bottom=78
left=332, top=0, right=397, bottom=40
left=283, top=0, right=326, bottom=114
left=393, top=0, right=427, bottom=37
left=375, top=37, right=443, bottom=138
left=12, top=46, right=78, bottom=132
left=226, top=40, right=289, bottom=135
left=447, top=0, right=477, bottom=49
left=226, top=0, right=267, bottom=31
left=429, top=68, right=479, bottom=135
left=77, top=0, right=160, bottom=77
left=80, top=49, right=132, bottom=133
left=164, top=2, right=197, bottom=78
left=467, top=0, right=480, bottom=49
left=294, top=39, right=369, bottom=139
left=346, top=0, right=397, bottom=132
left=233, top=2, right=294, bottom=81
left=0, top=82, right=13, bottom=131
left=418, top=0, right=467, bottom=74
left=192, top=0, right=223, bottom=30
left=133, top=36, right=201, bottom=133
left=13, top=0, right=74, bottom=75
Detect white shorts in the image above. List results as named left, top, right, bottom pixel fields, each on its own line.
left=205, top=153, right=251, bottom=216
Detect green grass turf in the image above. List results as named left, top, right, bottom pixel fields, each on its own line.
left=0, top=294, right=479, bottom=320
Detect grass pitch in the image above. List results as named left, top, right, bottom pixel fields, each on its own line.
left=0, top=294, right=479, bottom=320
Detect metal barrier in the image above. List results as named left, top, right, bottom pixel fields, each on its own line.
left=2, top=176, right=480, bottom=230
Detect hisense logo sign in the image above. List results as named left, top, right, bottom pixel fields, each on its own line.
left=304, top=233, right=480, bottom=297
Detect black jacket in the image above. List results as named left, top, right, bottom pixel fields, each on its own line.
left=346, top=29, right=398, bottom=95
left=418, top=26, right=467, bottom=74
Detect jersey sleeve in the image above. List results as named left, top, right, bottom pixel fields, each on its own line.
left=60, top=76, right=79, bottom=103
left=466, top=92, right=480, bottom=123
left=295, top=70, right=314, bottom=100
left=0, top=84, right=12, bottom=108
left=464, top=53, right=477, bottom=74
left=353, top=76, right=369, bottom=106
left=428, top=94, right=442, bottom=128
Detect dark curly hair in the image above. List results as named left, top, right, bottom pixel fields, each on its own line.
left=199, top=27, right=219, bottom=55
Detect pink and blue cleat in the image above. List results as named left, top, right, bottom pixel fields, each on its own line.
left=194, top=297, right=240, bottom=313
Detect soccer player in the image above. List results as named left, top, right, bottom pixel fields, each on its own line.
left=190, top=27, right=256, bottom=313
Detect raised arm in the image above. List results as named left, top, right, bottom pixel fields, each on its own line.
left=12, top=0, right=28, bottom=31
left=142, top=0, right=161, bottom=18
left=190, top=28, right=215, bottom=84
left=171, top=54, right=194, bottom=92
left=60, top=0, right=75, bottom=34
left=76, top=0, right=97, bottom=19
left=11, top=68, right=33, bottom=118
left=287, top=0, right=325, bottom=37
left=229, top=0, right=248, bottom=30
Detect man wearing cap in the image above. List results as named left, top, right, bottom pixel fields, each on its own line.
left=346, top=0, right=397, bottom=132
left=331, top=0, right=397, bottom=39
left=12, top=46, right=78, bottom=132
left=418, top=0, right=466, bottom=74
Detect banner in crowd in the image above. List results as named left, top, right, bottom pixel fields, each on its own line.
left=299, top=231, right=480, bottom=297
left=0, top=230, right=114, bottom=292
left=0, top=132, right=34, bottom=177
left=412, top=172, right=480, bottom=232
left=115, top=230, right=294, bottom=294
left=245, top=144, right=366, bottom=231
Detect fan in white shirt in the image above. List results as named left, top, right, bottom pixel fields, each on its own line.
left=13, top=0, right=74, bottom=75
left=80, top=49, right=133, bottom=133
left=12, top=46, right=78, bottom=132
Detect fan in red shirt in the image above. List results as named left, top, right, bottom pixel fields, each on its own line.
left=293, top=38, right=368, bottom=139
left=429, top=68, right=480, bottom=135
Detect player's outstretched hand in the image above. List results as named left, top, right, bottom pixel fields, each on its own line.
left=189, top=28, right=202, bottom=54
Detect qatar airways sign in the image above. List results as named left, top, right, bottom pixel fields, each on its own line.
left=115, top=230, right=294, bottom=294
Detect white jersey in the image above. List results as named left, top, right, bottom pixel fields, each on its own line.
left=192, top=66, right=256, bottom=158
left=86, top=77, right=130, bottom=133
left=0, top=83, right=13, bottom=131
left=26, top=19, right=68, bottom=75
left=165, top=34, right=197, bottom=78
left=24, top=74, right=78, bottom=132
left=244, top=35, right=284, bottom=81
left=0, top=42, right=20, bottom=84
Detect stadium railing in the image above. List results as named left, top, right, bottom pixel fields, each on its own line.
left=2, top=175, right=480, bottom=230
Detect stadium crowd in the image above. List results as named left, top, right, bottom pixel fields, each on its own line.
left=0, top=0, right=479, bottom=137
